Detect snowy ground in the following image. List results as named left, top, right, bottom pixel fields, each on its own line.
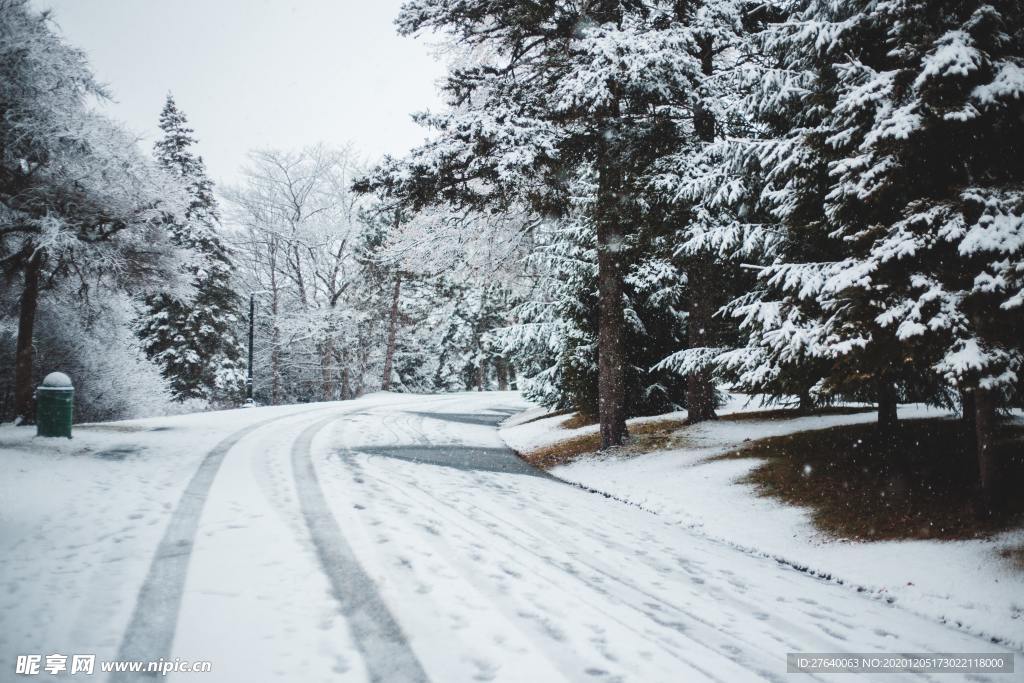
left=0, top=392, right=1018, bottom=682
left=501, top=397, right=1024, bottom=654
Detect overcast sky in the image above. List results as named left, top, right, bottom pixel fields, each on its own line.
left=33, top=0, right=446, bottom=186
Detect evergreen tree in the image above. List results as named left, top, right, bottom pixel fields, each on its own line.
left=138, top=95, right=245, bottom=403
left=818, top=0, right=1024, bottom=503
left=364, top=0, right=713, bottom=447
left=492, top=209, right=690, bottom=418
left=713, top=0, right=1023, bottom=505
left=436, top=282, right=518, bottom=391
left=647, top=1, right=777, bottom=419
left=674, top=0, right=848, bottom=412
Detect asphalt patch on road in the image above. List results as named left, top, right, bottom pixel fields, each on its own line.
left=356, top=444, right=552, bottom=478
left=408, top=410, right=519, bottom=427
left=95, top=446, right=140, bottom=461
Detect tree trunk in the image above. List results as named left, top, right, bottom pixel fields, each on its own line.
left=319, top=340, right=335, bottom=401
left=684, top=36, right=719, bottom=425
left=596, top=150, right=628, bottom=449
left=693, top=36, right=716, bottom=142
left=877, top=376, right=898, bottom=432
left=13, top=250, right=43, bottom=424
left=381, top=274, right=402, bottom=391
left=495, top=357, right=509, bottom=391
left=509, top=364, right=518, bottom=391
left=960, top=388, right=976, bottom=430
left=797, top=387, right=814, bottom=415
left=686, top=256, right=718, bottom=423
left=974, top=386, right=999, bottom=514
left=341, top=366, right=351, bottom=401
left=270, top=288, right=281, bottom=405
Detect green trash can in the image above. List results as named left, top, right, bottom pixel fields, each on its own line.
left=36, top=372, right=74, bottom=438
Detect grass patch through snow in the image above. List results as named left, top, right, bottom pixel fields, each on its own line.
left=522, top=408, right=1023, bottom=541
left=1000, top=545, right=1024, bottom=571
left=523, top=406, right=875, bottom=469
left=560, top=412, right=599, bottom=430
left=715, top=419, right=1024, bottom=540
left=521, top=417, right=691, bottom=469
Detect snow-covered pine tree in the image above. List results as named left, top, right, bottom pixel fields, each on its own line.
left=487, top=217, right=586, bottom=412
left=139, top=95, right=245, bottom=404
left=717, top=0, right=1022, bottom=505
left=817, top=0, right=1024, bottom=504
left=647, top=0, right=779, bottom=420
left=649, top=0, right=841, bottom=413
left=701, top=0, right=918, bottom=422
left=430, top=281, right=511, bottom=391
left=363, top=0, right=707, bottom=447
left=486, top=199, right=690, bottom=418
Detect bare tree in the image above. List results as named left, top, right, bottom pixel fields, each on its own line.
left=223, top=145, right=368, bottom=403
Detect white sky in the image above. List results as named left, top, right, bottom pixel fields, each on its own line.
left=33, top=0, right=446, bottom=186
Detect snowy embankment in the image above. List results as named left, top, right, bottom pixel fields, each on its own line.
left=500, top=398, right=1024, bottom=652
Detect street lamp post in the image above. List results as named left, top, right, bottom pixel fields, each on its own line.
left=246, top=290, right=271, bottom=404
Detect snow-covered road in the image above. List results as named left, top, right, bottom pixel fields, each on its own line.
left=0, top=392, right=1016, bottom=682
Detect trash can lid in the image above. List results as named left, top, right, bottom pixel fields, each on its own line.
left=41, top=372, right=73, bottom=388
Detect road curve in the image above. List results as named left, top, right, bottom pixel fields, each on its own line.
left=107, top=393, right=1012, bottom=682
left=313, top=396, right=1012, bottom=683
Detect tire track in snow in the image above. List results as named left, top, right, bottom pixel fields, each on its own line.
left=353, top=461, right=765, bottom=683
left=330, top=420, right=597, bottom=682
left=346, top=408, right=996, bottom=682
left=456, top=470, right=858, bottom=656
left=335, top=410, right=755, bottom=682
left=110, top=406, right=335, bottom=681
left=291, top=416, right=429, bottom=683
left=393, top=411, right=793, bottom=677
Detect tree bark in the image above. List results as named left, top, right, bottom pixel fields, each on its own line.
left=495, top=356, right=509, bottom=391
left=319, top=339, right=335, bottom=401
left=684, top=35, right=719, bottom=425
left=14, top=250, right=43, bottom=424
left=270, top=287, right=281, bottom=405
left=877, top=376, right=898, bottom=432
left=974, top=386, right=999, bottom=514
left=341, top=366, right=351, bottom=401
left=960, top=388, right=976, bottom=430
left=797, top=387, right=814, bottom=415
left=686, top=256, right=718, bottom=423
left=596, top=152, right=628, bottom=449
left=693, top=36, right=716, bottom=142
left=509, top=364, right=518, bottom=391
left=381, top=274, right=402, bottom=391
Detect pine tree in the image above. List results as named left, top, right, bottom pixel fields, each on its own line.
left=817, top=0, right=1024, bottom=503
left=718, top=0, right=1023, bottom=505
left=138, top=95, right=245, bottom=403
left=646, top=1, right=779, bottom=419
left=674, top=0, right=847, bottom=412
left=700, top=0, right=911, bottom=420
left=483, top=202, right=690, bottom=418
left=364, top=0, right=713, bottom=447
